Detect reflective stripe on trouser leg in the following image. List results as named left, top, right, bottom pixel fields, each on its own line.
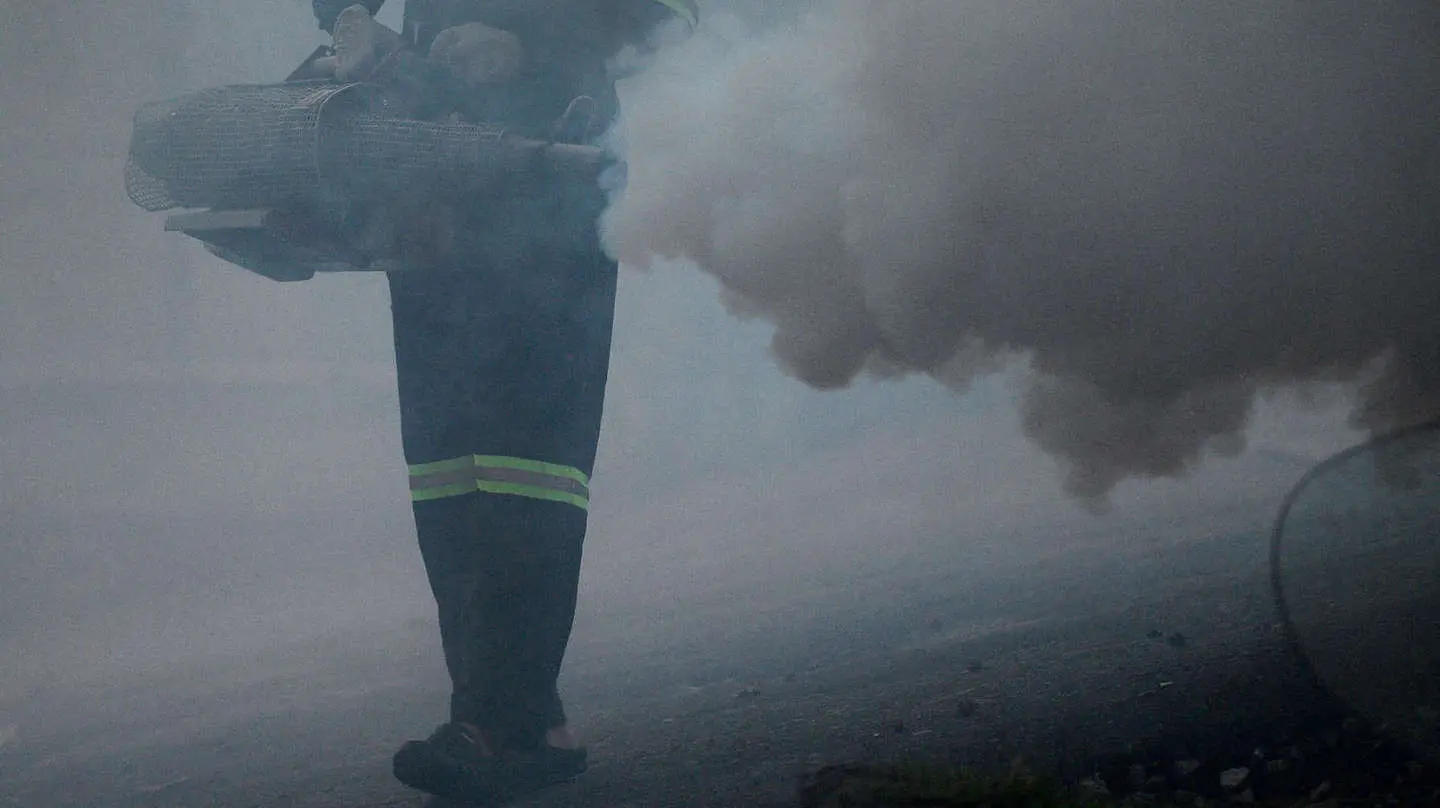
left=408, top=454, right=591, bottom=510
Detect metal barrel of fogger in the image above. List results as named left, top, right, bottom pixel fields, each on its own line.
left=322, top=111, right=606, bottom=199
left=124, top=81, right=606, bottom=214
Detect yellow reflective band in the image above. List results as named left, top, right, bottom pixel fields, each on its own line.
left=409, top=455, right=590, bottom=486
left=473, top=455, right=590, bottom=486
left=406, top=454, right=591, bottom=510
left=410, top=481, right=478, bottom=502
left=408, top=456, right=476, bottom=476
left=410, top=480, right=589, bottom=510
left=651, top=0, right=699, bottom=28
left=475, top=481, right=588, bottom=510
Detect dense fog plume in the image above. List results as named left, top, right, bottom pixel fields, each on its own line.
left=603, top=0, right=1440, bottom=501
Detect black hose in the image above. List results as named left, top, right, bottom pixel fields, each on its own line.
left=1268, top=416, right=1440, bottom=709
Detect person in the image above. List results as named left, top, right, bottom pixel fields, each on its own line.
left=305, top=0, right=698, bottom=801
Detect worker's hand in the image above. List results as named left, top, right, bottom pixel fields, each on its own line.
left=428, top=22, right=524, bottom=86
left=312, top=4, right=404, bottom=81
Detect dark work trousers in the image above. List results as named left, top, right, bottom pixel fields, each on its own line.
left=387, top=174, right=617, bottom=749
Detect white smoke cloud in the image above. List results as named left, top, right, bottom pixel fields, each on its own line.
left=603, top=0, right=1440, bottom=503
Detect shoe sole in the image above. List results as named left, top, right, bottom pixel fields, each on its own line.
left=393, top=740, right=469, bottom=799
left=393, top=741, right=588, bottom=803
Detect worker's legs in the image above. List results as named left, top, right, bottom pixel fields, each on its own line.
left=386, top=176, right=616, bottom=764
left=410, top=491, right=587, bottom=748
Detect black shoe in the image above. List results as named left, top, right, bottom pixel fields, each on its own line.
left=393, top=723, right=588, bottom=803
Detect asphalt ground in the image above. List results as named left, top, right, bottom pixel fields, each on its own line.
left=0, top=516, right=1421, bottom=808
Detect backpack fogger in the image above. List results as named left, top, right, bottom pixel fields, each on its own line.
left=123, top=49, right=606, bottom=282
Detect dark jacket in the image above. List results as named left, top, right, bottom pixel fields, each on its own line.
left=314, top=0, right=685, bottom=132
left=364, top=0, right=692, bottom=477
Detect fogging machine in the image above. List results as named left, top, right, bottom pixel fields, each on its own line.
left=123, top=48, right=607, bottom=282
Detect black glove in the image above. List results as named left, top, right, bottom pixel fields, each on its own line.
left=313, top=0, right=386, bottom=33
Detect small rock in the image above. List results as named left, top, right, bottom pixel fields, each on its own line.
left=1143, top=774, right=1168, bottom=794
left=1231, top=786, right=1255, bottom=803
left=1308, top=779, right=1332, bottom=801
left=1147, top=629, right=1165, bottom=640
left=954, top=698, right=978, bottom=718
left=1219, top=767, right=1250, bottom=791
left=735, top=686, right=762, bottom=700
left=965, top=659, right=984, bottom=673
left=1167, top=632, right=1188, bottom=648
left=1078, top=776, right=1111, bottom=798
left=1174, top=759, right=1203, bottom=777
